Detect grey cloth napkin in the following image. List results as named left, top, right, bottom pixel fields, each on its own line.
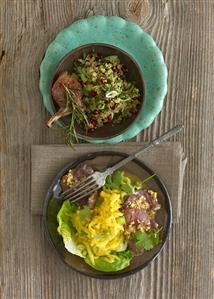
left=31, top=142, right=187, bottom=223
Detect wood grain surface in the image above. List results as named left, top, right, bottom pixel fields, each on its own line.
left=0, top=1, right=214, bottom=298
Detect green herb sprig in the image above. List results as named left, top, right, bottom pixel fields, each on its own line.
left=132, top=227, right=162, bottom=251
left=63, top=85, right=89, bottom=147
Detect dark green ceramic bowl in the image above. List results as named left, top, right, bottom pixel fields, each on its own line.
left=50, top=43, right=146, bottom=141
left=43, top=151, right=172, bottom=279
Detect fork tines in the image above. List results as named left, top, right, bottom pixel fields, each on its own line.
left=61, top=175, right=99, bottom=203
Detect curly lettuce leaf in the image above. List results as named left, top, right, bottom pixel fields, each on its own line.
left=57, top=200, right=84, bottom=257
left=84, top=250, right=133, bottom=272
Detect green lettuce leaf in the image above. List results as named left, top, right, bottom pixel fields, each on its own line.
left=84, top=250, right=133, bottom=272
left=57, top=200, right=84, bottom=257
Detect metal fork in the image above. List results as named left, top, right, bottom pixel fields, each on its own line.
left=53, top=124, right=184, bottom=203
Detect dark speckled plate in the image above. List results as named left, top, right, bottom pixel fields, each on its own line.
left=43, top=151, right=172, bottom=279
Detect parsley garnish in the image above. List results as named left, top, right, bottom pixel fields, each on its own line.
left=132, top=229, right=161, bottom=251
left=105, top=171, right=134, bottom=194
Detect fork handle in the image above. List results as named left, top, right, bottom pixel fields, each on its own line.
left=105, top=124, right=184, bottom=176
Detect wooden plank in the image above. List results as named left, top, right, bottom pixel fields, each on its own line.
left=0, top=0, right=214, bottom=298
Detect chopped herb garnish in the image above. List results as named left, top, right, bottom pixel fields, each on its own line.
left=95, top=198, right=103, bottom=207
left=105, top=171, right=134, bottom=195
left=121, top=183, right=133, bottom=195
left=79, top=206, right=92, bottom=220
left=132, top=229, right=161, bottom=251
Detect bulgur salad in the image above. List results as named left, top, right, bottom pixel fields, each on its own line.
left=47, top=51, right=142, bottom=141
left=56, top=164, right=162, bottom=272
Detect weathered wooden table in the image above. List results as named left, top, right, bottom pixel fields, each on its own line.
left=1, top=1, right=214, bottom=298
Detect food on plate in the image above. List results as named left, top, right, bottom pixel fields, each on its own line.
left=56, top=164, right=162, bottom=272
left=47, top=50, right=142, bottom=139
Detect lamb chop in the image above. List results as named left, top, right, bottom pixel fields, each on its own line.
left=47, top=72, right=85, bottom=128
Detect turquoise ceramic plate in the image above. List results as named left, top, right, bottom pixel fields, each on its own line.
left=39, top=16, right=167, bottom=144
